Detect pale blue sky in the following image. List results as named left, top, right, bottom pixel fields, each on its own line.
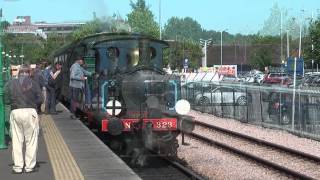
left=1, top=0, right=319, bottom=34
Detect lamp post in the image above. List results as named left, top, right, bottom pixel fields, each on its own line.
left=0, top=8, right=7, bottom=149
left=158, top=0, right=162, bottom=40
left=286, top=29, right=290, bottom=58
left=280, top=10, right=283, bottom=63
left=298, top=10, right=305, bottom=58
left=200, top=38, right=212, bottom=67
left=7, top=54, right=11, bottom=80
left=220, top=29, right=228, bottom=66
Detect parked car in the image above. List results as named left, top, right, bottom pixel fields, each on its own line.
left=263, top=73, right=292, bottom=86
left=245, top=70, right=265, bottom=84
left=300, top=74, right=320, bottom=87
left=221, top=75, right=240, bottom=82
left=182, top=82, right=216, bottom=103
left=194, top=86, right=249, bottom=106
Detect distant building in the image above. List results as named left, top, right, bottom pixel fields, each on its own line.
left=5, top=16, right=85, bottom=39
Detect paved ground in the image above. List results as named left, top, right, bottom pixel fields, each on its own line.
left=0, top=129, right=54, bottom=180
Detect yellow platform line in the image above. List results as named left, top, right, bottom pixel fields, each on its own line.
left=41, top=115, right=84, bottom=180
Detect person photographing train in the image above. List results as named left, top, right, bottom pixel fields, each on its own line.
left=69, top=56, right=92, bottom=119
left=4, top=64, right=43, bottom=173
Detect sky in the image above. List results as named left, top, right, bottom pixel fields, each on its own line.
left=1, top=0, right=320, bottom=34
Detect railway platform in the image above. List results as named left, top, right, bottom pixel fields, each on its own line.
left=0, top=103, right=141, bottom=180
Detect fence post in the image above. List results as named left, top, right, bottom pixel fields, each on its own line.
left=0, top=10, right=8, bottom=149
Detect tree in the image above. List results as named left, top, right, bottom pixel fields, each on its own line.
left=250, top=48, right=273, bottom=70
left=259, top=3, right=300, bottom=39
left=1, top=20, right=10, bottom=30
left=249, top=35, right=279, bottom=69
left=127, top=0, right=159, bottom=38
left=71, top=19, right=105, bottom=41
left=305, top=18, right=320, bottom=66
left=163, top=17, right=203, bottom=41
left=2, top=33, right=45, bottom=64
left=71, top=16, right=130, bottom=41
left=164, top=39, right=202, bottom=70
left=259, top=3, right=283, bottom=36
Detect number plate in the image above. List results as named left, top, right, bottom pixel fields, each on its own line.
left=144, top=118, right=177, bottom=130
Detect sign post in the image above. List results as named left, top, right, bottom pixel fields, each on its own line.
left=183, top=58, right=188, bottom=73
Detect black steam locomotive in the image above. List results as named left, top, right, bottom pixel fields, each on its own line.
left=53, top=32, right=194, bottom=157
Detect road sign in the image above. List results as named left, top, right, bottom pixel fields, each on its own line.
left=183, top=58, right=188, bottom=69
left=287, top=57, right=304, bottom=76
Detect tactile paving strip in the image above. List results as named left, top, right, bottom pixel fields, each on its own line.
left=41, top=115, right=84, bottom=180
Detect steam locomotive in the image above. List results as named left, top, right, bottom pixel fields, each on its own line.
left=53, top=32, right=194, bottom=158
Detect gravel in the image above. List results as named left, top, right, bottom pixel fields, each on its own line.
left=177, top=136, right=290, bottom=180
left=189, top=110, right=320, bottom=157
left=176, top=110, right=320, bottom=179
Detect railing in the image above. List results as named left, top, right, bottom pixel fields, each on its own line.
left=181, top=80, right=320, bottom=141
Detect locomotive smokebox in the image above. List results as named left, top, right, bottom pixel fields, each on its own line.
left=179, top=115, right=195, bottom=133
left=122, top=70, right=166, bottom=114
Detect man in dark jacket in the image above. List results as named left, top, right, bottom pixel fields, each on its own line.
left=31, top=64, right=45, bottom=113
left=4, top=64, right=43, bottom=173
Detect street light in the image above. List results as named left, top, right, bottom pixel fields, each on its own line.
left=200, top=38, right=212, bottom=67
left=298, top=9, right=305, bottom=58
left=158, top=0, right=162, bottom=40
left=220, top=29, right=228, bottom=66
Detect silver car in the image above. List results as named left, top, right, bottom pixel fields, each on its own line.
left=195, top=86, right=249, bottom=106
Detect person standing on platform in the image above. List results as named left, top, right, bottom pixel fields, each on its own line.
left=44, top=62, right=61, bottom=114
left=53, top=62, right=63, bottom=104
left=69, top=56, right=92, bottom=119
left=4, top=64, right=43, bottom=174
left=31, top=64, right=45, bottom=114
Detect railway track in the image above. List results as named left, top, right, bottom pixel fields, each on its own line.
left=187, top=120, right=320, bottom=180
left=121, top=155, right=206, bottom=180
left=74, top=108, right=206, bottom=180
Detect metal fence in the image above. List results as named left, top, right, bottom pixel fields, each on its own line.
left=181, top=80, right=320, bottom=140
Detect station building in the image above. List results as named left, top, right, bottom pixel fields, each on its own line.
left=5, top=16, right=85, bottom=39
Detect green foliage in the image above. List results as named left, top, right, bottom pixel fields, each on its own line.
left=163, top=17, right=202, bottom=41
left=249, top=35, right=279, bottom=69
left=2, top=34, right=45, bottom=64
left=251, top=35, right=279, bottom=44
left=71, top=16, right=130, bottom=41
left=2, top=33, right=68, bottom=64
left=1, top=20, right=10, bottom=30
left=259, top=3, right=300, bottom=38
left=165, top=39, right=202, bottom=70
left=127, top=0, right=159, bottom=38
left=71, top=19, right=104, bottom=41
left=249, top=47, right=273, bottom=70
left=305, top=18, right=320, bottom=65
